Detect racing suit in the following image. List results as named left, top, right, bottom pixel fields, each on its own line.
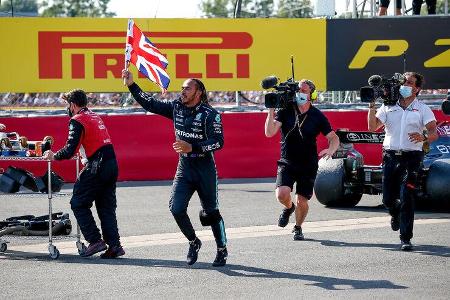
left=129, top=83, right=227, bottom=248
left=55, top=107, right=121, bottom=247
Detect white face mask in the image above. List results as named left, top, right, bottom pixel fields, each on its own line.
left=399, top=85, right=413, bottom=98
left=295, top=92, right=308, bottom=105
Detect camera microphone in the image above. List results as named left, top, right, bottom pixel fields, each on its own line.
left=261, top=76, right=279, bottom=89
left=368, top=75, right=382, bottom=87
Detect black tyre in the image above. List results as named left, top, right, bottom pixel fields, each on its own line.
left=426, top=159, right=450, bottom=211
left=314, top=158, right=362, bottom=207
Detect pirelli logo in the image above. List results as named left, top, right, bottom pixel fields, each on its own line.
left=38, top=31, right=253, bottom=79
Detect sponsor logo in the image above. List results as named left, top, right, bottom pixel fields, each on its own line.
left=437, top=125, right=450, bottom=136
left=436, top=144, right=450, bottom=154
left=349, top=39, right=450, bottom=69
left=175, top=129, right=203, bottom=139
left=38, top=31, right=252, bottom=79
left=192, top=121, right=202, bottom=126
left=344, top=132, right=385, bottom=143
left=194, top=113, right=202, bottom=121
left=215, top=114, right=221, bottom=123
left=202, top=142, right=221, bottom=152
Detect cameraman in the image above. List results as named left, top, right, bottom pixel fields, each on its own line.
left=265, top=79, right=339, bottom=240
left=367, top=72, right=438, bottom=251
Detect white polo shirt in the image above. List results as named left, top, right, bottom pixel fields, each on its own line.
left=376, top=98, right=436, bottom=151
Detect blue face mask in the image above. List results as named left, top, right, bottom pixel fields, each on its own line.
left=399, top=85, right=413, bottom=98
left=295, top=92, right=308, bottom=105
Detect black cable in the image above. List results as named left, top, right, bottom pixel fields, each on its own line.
left=237, top=91, right=260, bottom=105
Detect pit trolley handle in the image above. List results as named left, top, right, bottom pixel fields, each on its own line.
left=46, top=158, right=60, bottom=259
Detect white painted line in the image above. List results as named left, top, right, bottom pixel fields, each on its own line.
left=2, top=217, right=449, bottom=255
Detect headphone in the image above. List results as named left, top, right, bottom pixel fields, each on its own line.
left=310, top=90, right=318, bottom=101
left=300, top=79, right=318, bottom=102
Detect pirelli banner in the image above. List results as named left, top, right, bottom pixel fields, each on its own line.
left=0, top=18, right=326, bottom=92
left=327, top=17, right=450, bottom=91
left=0, top=17, right=448, bottom=92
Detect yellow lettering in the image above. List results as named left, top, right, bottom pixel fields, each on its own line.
left=349, top=40, right=409, bottom=69
left=424, top=39, right=450, bottom=68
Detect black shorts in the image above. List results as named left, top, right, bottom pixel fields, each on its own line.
left=275, top=162, right=318, bottom=200
left=380, top=0, right=402, bottom=8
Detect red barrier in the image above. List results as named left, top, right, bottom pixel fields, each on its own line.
left=0, top=110, right=447, bottom=182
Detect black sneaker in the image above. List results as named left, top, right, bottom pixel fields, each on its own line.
left=278, top=203, right=295, bottom=227
left=400, top=240, right=413, bottom=251
left=187, top=238, right=202, bottom=265
left=391, top=214, right=400, bottom=231
left=212, top=247, right=228, bottom=267
left=292, top=225, right=304, bottom=241
left=100, top=245, right=125, bottom=259
left=80, top=239, right=107, bottom=257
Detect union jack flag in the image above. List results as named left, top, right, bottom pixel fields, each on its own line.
left=125, top=19, right=170, bottom=90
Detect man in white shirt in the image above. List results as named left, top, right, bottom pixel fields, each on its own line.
left=368, top=72, right=438, bottom=251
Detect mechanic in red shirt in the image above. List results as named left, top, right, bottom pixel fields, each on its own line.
left=43, top=89, right=124, bottom=259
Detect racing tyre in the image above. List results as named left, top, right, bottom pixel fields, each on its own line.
left=426, top=159, right=450, bottom=211
left=314, top=158, right=362, bottom=207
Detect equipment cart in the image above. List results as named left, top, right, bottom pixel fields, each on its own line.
left=0, top=156, right=87, bottom=259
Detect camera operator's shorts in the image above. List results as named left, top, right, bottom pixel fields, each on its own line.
left=380, top=0, right=401, bottom=8
left=276, top=162, right=317, bottom=200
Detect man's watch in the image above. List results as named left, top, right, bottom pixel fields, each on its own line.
left=423, top=132, right=429, bottom=142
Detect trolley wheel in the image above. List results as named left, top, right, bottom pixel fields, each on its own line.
left=19, top=136, right=28, bottom=148
left=49, top=246, right=60, bottom=259
left=50, top=248, right=60, bottom=259
left=0, top=242, right=7, bottom=252
left=43, top=136, right=55, bottom=145
left=0, top=137, right=11, bottom=150
left=77, top=242, right=87, bottom=256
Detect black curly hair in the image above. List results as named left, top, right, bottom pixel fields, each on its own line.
left=61, top=89, right=88, bottom=107
left=190, top=78, right=208, bottom=103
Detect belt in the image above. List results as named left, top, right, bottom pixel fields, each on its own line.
left=181, top=153, right=206, bottom=158
left=384, top=149, right=422, bottom=156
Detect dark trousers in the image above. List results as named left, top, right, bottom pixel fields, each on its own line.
left=169, top=157, right=227, bottom=248
left=71, top=158, right=120, bottom=247
left=382, top=150, right=423, bottom=242
left=412, top=0, right=436, bottom=14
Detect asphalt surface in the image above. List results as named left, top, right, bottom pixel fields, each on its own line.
left=1, top=178, right=449, bottom=299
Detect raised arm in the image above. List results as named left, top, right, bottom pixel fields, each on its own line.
left=265, top=108, right=282, bottom=137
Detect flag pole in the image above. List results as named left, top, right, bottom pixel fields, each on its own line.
left=123, top=60, right=130, bottom=86
left=124, top=19, right=131, bottom=86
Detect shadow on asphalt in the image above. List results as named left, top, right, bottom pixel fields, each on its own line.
left=306, top=238, right=450, bottom=258
left=327, top=205, right=446, bottom=215
left=1, top=250, right=407, bottom=291
left=328, top=204, right=386, bottom=213
left=116, top=178, right=275, bottom=188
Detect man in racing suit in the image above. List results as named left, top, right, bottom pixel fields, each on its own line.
left=43, top=89, right=124, bottom=259
left=122, top=70, right=228, bottom=267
